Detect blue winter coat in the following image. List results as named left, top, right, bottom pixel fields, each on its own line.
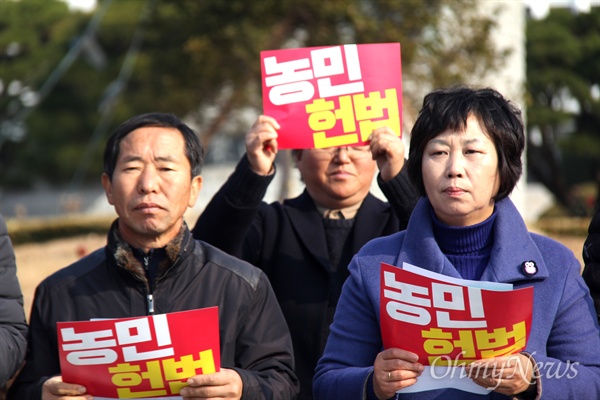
left=314, top=197, right=600, bottom=399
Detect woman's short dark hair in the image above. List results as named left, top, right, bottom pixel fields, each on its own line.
left=407, top=86, right=524, bottom=201
left=103, top=112, right=204, bottom=180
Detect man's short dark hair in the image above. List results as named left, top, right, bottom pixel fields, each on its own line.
left=407, top=86, right=524, bottom=201
left=103, top=112, right=204, bottom=180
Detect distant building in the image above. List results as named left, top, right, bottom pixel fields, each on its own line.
left=477, top=1, right=528, bottom=218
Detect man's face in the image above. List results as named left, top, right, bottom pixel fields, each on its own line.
left=295, top=146, right=377, bottom=209
left=102, top=127, right=202, bottom=249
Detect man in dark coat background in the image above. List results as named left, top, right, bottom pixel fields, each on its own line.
left=193, top=114, right=419, bottom=399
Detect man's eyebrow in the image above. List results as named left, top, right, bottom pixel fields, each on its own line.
left=120, top=154, right=143, bottom=163
left=120, top=154, right=178, bottom=163
left=155, top=155, right=178, bottom=162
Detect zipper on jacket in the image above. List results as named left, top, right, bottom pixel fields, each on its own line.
left=147, top=293, right=155, bottom=314
left=143, top=256, right=155, bottom=315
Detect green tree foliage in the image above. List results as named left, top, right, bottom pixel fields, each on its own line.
left=0, top=0, right=503, bottom=189
left=0, top=0, right=106, bottom=187
left=137, top=0, right=504, bottom=140
left=526, top=7, right=600, bottom=214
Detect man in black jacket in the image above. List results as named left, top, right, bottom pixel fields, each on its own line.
left=193, top=115, right=419, bottom=399
left=8, top=113, right=298, bottom=400
left=0, top=215, right=28, bottom=397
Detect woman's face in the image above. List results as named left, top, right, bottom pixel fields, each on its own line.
left=422, top=115, right=500, bottom=226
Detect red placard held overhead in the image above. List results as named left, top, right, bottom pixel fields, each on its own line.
left=261, top=43, right=402, bottom=149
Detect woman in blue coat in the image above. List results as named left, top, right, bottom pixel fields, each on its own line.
left=313, top=86, right=600, bottom=399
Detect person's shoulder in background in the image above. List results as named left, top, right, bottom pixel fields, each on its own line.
left=0, top=215, right=28, bottom=395
left=582, top=208, right=600, bottom=324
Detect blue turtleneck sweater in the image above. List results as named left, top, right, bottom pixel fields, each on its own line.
left=431, top=208, right=497, bottom=281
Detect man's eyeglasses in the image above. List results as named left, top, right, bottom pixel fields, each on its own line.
left=310, top=145, right=371, bottom=160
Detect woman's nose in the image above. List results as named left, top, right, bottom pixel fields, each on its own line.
left=446, top=153, right=464, bottom=178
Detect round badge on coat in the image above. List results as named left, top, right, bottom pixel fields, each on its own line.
left=521, top=260, right=538, bottom=276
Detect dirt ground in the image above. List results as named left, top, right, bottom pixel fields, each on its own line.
left=12, top=232, right=588, bottom=321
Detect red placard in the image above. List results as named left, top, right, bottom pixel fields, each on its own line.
left=380, top=263, right=533, bottom=367
left=261, top=43, right=402, bottom=149
left=58, top=307, right=220, bottom=399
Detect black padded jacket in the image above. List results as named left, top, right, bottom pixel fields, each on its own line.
left=8, top=221, right=298, bottom=399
